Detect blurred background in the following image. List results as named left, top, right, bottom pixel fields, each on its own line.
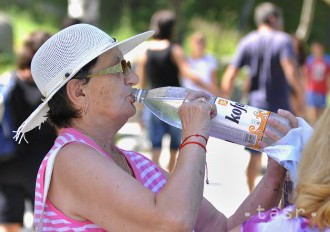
left=0, top=0, right=329, bottom=77
left=0, top=1, right=329, bottom=230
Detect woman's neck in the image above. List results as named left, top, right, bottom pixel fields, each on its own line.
left=71, top=120, right=116, bottom=154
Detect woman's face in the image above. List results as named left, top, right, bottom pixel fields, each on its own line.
left=191, top=37, right=206, bottom=57
left=84, top=48, right=139, bottom=124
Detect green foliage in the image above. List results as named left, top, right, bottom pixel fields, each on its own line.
left=0, top=0, right=329, bottom=76
left=0, top=4, right=60, bottom=74
left=0, top=53, right=15, bottom=75
left=7, top=6, right=58, bottom=47
left=111, top=5, right=136, bottom=41
left=184, top=17, right=240, bottom=61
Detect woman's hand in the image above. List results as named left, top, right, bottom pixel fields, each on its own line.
left=258, top=109, right=298, bottom=149
left=263, top=109, right=299, bottom=188
left=265, top=109, right=298, bottom=141
left=179, top=91, right=216, bottom=139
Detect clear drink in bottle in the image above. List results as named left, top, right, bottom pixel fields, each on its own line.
left=132, top=86, right=291, bottom=151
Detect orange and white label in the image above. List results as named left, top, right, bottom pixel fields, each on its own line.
left=209, top=97, right=271, bottom=151
left=217, top=99, right=228, bottom=106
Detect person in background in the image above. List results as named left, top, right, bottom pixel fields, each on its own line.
left=304, top=41, right=330, bottom=125
left=229, top=107, right=330, bottom=232
left=136, top=10, right=217, bottom=172
left=182, top=31, right=221, bottom=96
left=221, top=2, right=304, bottom=192
left=16, top=23, right=297, bottom=231
left=0, top=31, right=57, bottom=232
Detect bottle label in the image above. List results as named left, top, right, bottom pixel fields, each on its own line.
left=211, top=97, right=271, bottom=150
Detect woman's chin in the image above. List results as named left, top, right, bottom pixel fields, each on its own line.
left=128, top=105, right=137, bottom=117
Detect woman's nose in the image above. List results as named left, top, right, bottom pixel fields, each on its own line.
left=125, top=70, right=139, bottom=86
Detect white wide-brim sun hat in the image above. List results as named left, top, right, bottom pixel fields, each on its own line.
left=14, top=24, right=154, bottom=143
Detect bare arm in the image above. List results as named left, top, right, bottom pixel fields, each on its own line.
left=281, top=58, right=305, bottom=115
left=210, top=68, right=222, bottom=96
left=191, top=159, right=286, bottom=232
left=227, top=162, right=285, bottom=229
left=221, top=65, right=239, bottom=98
left=228, top=109, right=299, bottom=230
left=228, top=225, right=241, bottom=232
left=49, top=91, right=213, bottom=232
left=195, top=110, right=298, bottom=231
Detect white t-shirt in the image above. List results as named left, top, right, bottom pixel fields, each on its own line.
left=182, top=54, right=218, bottom=95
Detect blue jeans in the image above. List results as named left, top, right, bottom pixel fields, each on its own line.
left=306, top=91, right=326, bottom=108
left=143, top=110, right=181, bottom=149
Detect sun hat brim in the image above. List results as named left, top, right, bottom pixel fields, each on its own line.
left=14, top=30, right=154, bottom=143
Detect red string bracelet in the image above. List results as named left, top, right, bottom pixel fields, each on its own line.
left=179, top=141, right=209, bottom=184
left=182, top=134, right=208, bottom=144
left=179, top=141, right=207, bottom=153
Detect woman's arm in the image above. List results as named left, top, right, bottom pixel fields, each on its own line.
left=227, top=159, right=285, bottom=230
left=194, top=110, right=299, bottom=231
left=210, top=67, right=221, bottom=96
left=191, top=158, right=285, bottom=232
left=221, top=65, right=239, bottom=99
left=228, top=225, right=241, bottom=232
left=49, top=92, right=213, bottom=232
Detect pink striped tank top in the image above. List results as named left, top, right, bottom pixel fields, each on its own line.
left=34, top=128, right=167, bottom=231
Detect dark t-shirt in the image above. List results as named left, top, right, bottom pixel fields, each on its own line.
left=145, top=45, right=180, bottom=88
left=232, top=30, right=295, bottom=112
left=0, top=71, right=57, bottom=193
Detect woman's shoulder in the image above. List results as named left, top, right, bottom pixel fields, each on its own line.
left=117, top=148, right=151, bottom=161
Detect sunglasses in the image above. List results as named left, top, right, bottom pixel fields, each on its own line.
left=87, top=59, right=132, bottom=78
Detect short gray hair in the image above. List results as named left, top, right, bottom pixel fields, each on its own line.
left=254, top=2, right=282, bottom=26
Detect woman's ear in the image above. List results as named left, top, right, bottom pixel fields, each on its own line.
left=66, top=79, right=87, bottom=109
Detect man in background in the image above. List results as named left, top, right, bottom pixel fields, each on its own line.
left=221, top=2, right=304, bottom=192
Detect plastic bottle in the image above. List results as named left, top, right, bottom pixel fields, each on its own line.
left=132, top=86, right=291, bottom=151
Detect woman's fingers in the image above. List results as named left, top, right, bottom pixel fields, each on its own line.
left=256, top=140, right=268, bottom=150
left=264, top=127, right=283, bottom=142
left=266, top=109, right=298, bottom=138
left=264, top=109, right=298, bottom=143
left=277, top=109, right=298, bottom=128
left=209, top=103, right=217, bottom=119
left=184, top=90, right=210, bottom=102
left=179, top=95, right=212, bottom=137
left=266, top=117, right=290, bottom=137
left=183, top=90, right=216, bottom=118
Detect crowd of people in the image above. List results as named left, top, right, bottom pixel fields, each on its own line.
left=0, top=1, right=329, bottom=231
